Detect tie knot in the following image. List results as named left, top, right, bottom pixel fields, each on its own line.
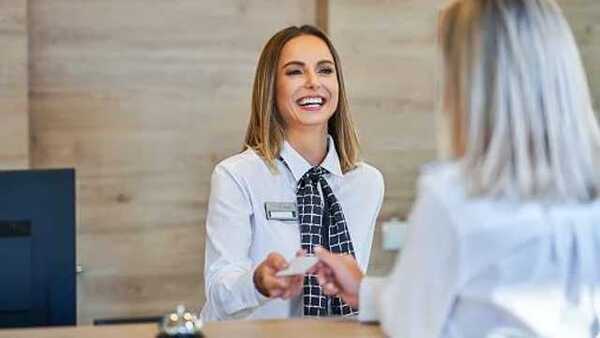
left=301, top=166, right=328, bottom=185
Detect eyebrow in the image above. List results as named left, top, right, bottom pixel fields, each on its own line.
left=282, top=60, right=335, bottom=68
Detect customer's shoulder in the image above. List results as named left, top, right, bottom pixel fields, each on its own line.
left=414, top=162, right=540, bottom=237
left=416, top=161, right=462, bottom=198
left=413, top=162, right=471, bottom=226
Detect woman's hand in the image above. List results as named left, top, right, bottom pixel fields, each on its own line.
left=253, top=251, right=305, bottom=299
left=311, top=246, right=364, bottom=308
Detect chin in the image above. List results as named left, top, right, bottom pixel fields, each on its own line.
left=298, top=115, right=332, bottom=127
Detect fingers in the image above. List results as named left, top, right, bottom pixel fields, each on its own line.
left=258, top=250, right=354, bottom=300
left=313, top=247, right=339, bottom=280
left=322, top=281, right=339, bottom=296
left=281, top=275, right=304, bottom=299
left=315, top=269, right=328, bottom=286
left=255, top=253, right=291, bottom=297
left=270, top=274, right=304, bottom=299
left=315, top=266, right=338, bottom=296
left=314, top=246, right=336, bottom=266
left=314, top=246, right=348, bottom=273
left=258, top=273, right=291, bottom=298
left=306, top=260, right=323, bottom=274
left=266, top=252, right=289, bottom=271
left=264, top=271, right=290, bottom=288
left=257, top=252, right=314, bottom=299
left=314, top=264, right=333, bottom=284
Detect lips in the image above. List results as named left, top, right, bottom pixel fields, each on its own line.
left=296, top=96, right=326, bottom=110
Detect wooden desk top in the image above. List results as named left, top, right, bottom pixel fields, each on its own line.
left=0, top=319, right=384, bottom=338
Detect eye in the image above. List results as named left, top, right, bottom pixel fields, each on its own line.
left=285, top=68, right=303, bottom=76
left=318, top=66, right=335, bottom=75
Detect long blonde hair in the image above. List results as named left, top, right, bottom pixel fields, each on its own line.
left=243, top=25, right=360, bottom=173
left=439, top=0, right=600, bottom=201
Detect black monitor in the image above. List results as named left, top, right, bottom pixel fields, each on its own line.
left=0, top=169, right=76, bottom=327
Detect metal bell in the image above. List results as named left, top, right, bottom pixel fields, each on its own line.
left=157, top=304, right=204, bottom=338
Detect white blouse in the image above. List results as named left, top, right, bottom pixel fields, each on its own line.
left=360, top=162, right=600, bottom=338
left=201, top=136, right=384, bottom=321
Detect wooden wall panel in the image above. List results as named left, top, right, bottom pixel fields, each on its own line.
left=29, top=0, right=317, bottom=324
left=560, top=0, right=600, bottom=113
left=0, top=0, right=29, bottom=169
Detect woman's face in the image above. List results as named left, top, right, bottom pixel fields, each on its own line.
left=275, top=34, right=339, bottom=133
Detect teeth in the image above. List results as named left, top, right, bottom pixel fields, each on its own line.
left=299, top=97, right=323, bottom=105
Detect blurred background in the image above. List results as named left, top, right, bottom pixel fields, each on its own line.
left=1, top=0, right=598, bottom=324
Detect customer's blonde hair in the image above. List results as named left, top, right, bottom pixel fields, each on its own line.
left=439, top=0, right=600, bottom=201
left=244, top=25, right=360, bottom=173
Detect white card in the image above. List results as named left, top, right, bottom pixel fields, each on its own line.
left=276, top=256, right=319, bottom=277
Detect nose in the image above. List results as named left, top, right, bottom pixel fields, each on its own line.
left=304, top=70, right=320, bottom=90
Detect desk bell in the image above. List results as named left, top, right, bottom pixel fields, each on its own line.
left=157, top=305, right=204, bottom=338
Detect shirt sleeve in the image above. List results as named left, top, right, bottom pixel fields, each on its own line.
left=369, top=177, right=463, bottom=337
left=201, top=164, right=270, bottom=321
left=358, top=277, right=386, bottom=322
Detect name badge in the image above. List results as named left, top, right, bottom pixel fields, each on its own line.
left=265, top=202, right=298, bottom=221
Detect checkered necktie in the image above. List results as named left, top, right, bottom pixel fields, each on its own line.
left=296, top=166, right=357, bottom=316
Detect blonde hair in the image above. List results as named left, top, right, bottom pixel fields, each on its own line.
left=243, top=25, right=360, bottom=173
left=439, top=0, right=600, bottom=201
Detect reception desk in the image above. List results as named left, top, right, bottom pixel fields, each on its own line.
left=0, top=319, right=384, bottom=338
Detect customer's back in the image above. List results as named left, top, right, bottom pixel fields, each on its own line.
left=379, top=0, right=600, bottom=337
left=387, top=162, right=600, bottom=337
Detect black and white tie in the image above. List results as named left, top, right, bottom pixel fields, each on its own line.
left=296, top=166, right=357, bottom=317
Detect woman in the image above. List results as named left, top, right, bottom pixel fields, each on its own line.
left=200, top=25, right=384, bottom=321
left=313, top=0, right=600, bottom=337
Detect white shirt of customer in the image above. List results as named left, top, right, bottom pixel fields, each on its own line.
left=360, top=162, right=600, bottom=338
left=201, top=136, right=384, bottom=321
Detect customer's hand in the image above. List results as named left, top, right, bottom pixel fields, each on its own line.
left=312, top=246, right=364, bottom=308
left=253, top=251, right=305, bottom=299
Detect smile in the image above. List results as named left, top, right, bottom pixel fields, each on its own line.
left=296, top=96, right=326, bottom=109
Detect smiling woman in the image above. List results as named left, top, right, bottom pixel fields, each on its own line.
left=275, top=35, right=339, bottom=137
left=244, top=25, right=359, bottom=174
left=200, top=25, right=384, bottom=321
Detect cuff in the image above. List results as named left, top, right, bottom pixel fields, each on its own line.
left=223, top=265, right=270, bottom=316
left=358, top=276, right=385, bottom=323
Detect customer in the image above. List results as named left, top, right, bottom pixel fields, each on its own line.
left=312, top=0, right=600, bottom=337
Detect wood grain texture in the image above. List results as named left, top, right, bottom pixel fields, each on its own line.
left=560, top=0, right=600, bottom=113
left=0, top=320, right=384, bottom=338
left=29, top=0, right=317, bottom=324
left=0, top=0, right=29, bottom=169
left=316, top=0, right=329, bottom=32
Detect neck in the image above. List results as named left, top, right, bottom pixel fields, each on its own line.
left=286, top=125, right=329, bottom=167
